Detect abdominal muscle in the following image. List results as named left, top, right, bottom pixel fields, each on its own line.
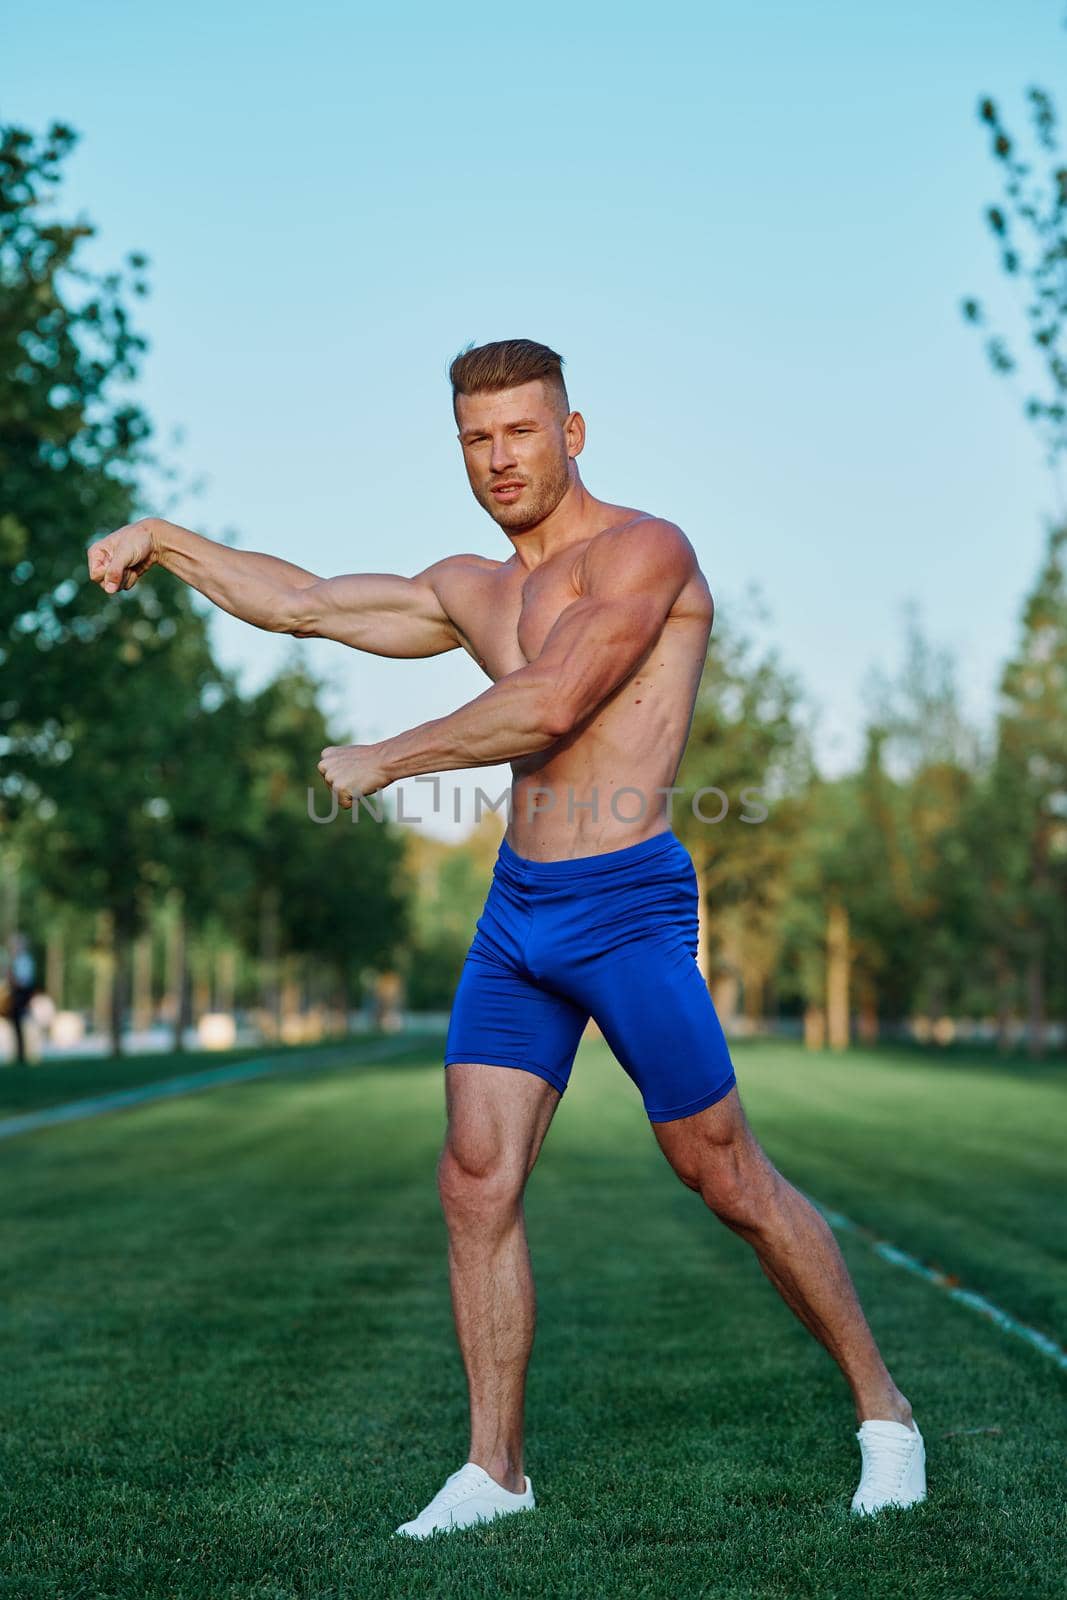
left=505, top=612, right=710, bottom=862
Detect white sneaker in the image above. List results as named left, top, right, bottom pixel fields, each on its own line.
left=850, top=1419, right=926, bottom=1515
left=394, top=1461, right=536, bottom=1538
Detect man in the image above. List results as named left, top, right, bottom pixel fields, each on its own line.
left=87, top=337, right=925, bottom=1535
left=4, top=932, right=37, bottom=1065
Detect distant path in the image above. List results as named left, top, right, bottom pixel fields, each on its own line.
left=0, top=1033, right=442, bottom=1144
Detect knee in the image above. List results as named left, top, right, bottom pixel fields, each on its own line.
left=437, top=1142, right=525, bottom=1229
left=674, top=1141, right=776, bottom=1234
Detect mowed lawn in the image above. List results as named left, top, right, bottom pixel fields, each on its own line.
left=0, top=1037, right=1064, bottom=1599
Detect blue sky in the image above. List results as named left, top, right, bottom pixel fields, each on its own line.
left=7, top=0, right=1063, bottom=838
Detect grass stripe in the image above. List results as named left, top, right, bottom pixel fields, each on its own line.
left=808, top=1196, right=1067, bottom=1372
left=0, top=1032, right=441, bottom=1143
left=0, top=1038, right=1064, bottom=1597
left=6, top=1033, right=1064, bottom=1384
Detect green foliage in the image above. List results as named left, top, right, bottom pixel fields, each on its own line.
left=0, top=114, right=232, bottom=1002
left=0, top=121, right=164, bottom=748
left=675, top=591, right=814, bottom=1007
left=401, top=840, right=497, bottom=1010
left=962, top=87, right=1067, bottom=469
left=991, top=525, right=1067, bottom=994
left=0, top=117, right=412, bottom=1043
left=238, top=660, right=410, bottom=981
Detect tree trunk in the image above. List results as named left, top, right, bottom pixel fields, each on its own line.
left=259, top=886, right=281, bottom=1039
left=709, top=904, right=741, bottom=1028
left=92, top=909, right=113, bottom=1039
left=857, top=976, right=879, bottom=1044
left=216, top=946, right=236, bottom=1016
left=341, top=964, right=353, bottom=1036
left=167, top=894, right=189, bottom=1053
left=1, top=849, right=19, bottom=941
left=1025, top=814, right=1051, bottom=1060
left=803, top=1003, right=826, bottom=1050
left=994, top=944, right=1012, bottom=1055
left=109, top=916, right=132, bottom=1058
left=742, top=964, right=765, bottom=1028
left=694, top=840, right=711, bottom=982
left=192, top=954, right=211, bottom=1028
left=132, top=931, right=153, bottom=1033
left=281, top=955, right=300, bottom=1036
left=46, top=927, right=65, bottom=1011
left=1026, top=942, right=1045, bottom=1061
left=826, top=900, right=851, bottom=1051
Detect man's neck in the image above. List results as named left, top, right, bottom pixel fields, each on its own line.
left=504, top=477, right=613, bottom=571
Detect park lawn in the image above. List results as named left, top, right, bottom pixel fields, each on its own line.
left=0, top=1032, right=445, bottom=1118
left=735, top=1040, right=1067, bottom=1340
left=0, top=1037, right=1063, bottom=1599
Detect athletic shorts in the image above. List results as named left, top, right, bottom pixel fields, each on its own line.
left=444, top=828, right=737, bottom=1123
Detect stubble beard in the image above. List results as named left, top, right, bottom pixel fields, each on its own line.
left=479, top=451, right=572, bottom=534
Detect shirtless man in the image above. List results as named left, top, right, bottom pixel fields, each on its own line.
left=87, top=337, right=926, bottom=1534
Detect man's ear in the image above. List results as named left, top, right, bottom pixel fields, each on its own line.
left=565, top=410, right=586, bottom=459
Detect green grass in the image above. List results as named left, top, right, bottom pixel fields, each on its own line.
left=0, top=1037, right=1063, bottom=1599
left=0, top=1032, right=438, bottom=1118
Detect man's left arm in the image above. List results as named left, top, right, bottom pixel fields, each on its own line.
left=318, top=519, right=695, bottom=806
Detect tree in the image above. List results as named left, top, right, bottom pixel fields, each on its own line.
left=0, top=119, right=218, bottom=1051
left=960, top=47, right=1067, bottom=1054
left=0, top=120, right=171, bottom=749
left=235, top=661, right=411, bottom=1031
left=991, top=526, right=1067, bottom=1055
left=962, top=85, right=1067, bottom=489
left=1, top=118, right=414, bottom=1054
left=675, top=587, right=814, bottom=1025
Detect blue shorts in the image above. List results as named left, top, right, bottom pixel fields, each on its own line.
left=444, top=828, right=737, bottom=1123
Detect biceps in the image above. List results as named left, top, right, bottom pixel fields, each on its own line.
left=534, top=597, right=664, bottom=722
left=292, top=572, right=461, bottom=658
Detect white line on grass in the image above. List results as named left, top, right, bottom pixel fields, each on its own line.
left=0, top=1034, right=439, bottom=1143
left=806, top=1194, right=1067, bottom=1373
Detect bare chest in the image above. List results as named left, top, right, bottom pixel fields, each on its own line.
left=458, top=560, right=582, bottom=679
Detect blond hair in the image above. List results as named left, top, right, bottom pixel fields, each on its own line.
left=449, top=338, right=569, bottom=416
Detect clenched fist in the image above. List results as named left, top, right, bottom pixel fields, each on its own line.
left=318, top=744, right=390, bottom=810
left=87, top=518, right=160, bottom=594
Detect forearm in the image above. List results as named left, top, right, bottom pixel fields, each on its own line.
left=151, top=518, right=320, bottom=631
left=378, top=671, right=563, bottom=781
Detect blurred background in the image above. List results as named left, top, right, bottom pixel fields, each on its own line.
left=1, top=0, right=1065, bottom=1063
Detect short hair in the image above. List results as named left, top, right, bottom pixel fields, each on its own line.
left=449, top=338, right=569, bottom=417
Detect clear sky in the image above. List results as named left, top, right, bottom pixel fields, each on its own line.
left=7, top=0, right=1063, bottom=838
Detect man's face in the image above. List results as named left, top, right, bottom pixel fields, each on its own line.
left=455, top=379, right=580, bottom=532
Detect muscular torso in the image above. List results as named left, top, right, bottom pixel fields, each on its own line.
left=435, top=508, right=714, bottom=861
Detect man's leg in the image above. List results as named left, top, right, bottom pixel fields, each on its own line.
left=437, top=1061, right=562, bottom=1493
left=652, top=1085, right=913, bottom=1427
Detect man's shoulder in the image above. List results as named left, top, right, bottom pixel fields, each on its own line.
left=420, top=551, right=503, bottom=579
left=415, top=551, right=503, bottom=601
left=581, top=513, right=697, bottom=584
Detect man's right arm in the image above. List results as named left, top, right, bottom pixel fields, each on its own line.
left=87, top=517, right=464, bottom=659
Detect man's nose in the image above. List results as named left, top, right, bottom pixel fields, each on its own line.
left=489, top=434, right=518, bottom=474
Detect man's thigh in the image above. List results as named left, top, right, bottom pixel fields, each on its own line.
left=578, top=936, right=738, bottom=1124
left=649, top=1081, right=757, bottom=1168
left=443, top=1061, right=562, bottom=1186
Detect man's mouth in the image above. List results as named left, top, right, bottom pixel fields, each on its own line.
left=490, top=481, right=525, bottom=502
